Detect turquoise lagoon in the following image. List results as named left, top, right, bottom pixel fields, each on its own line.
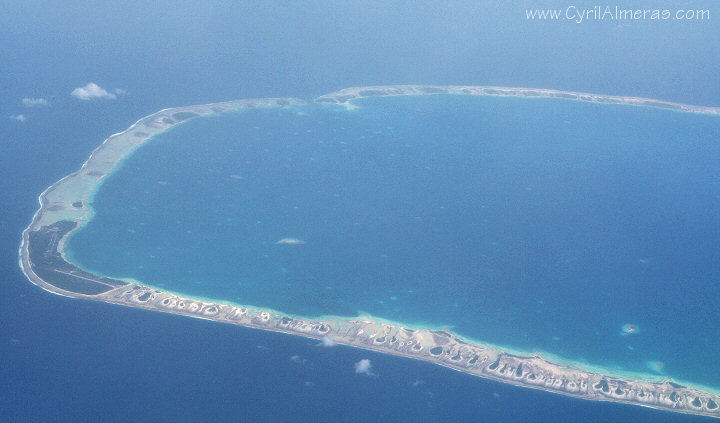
left=67, top=94, right=720, bottom=387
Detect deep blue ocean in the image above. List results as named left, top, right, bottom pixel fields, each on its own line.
left=2, top=1, right=719, bottom=422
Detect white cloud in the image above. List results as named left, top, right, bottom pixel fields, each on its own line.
left=9, top=114, right=27, bottom=122
left=71, top=83, right=119, bottom=100
left=354, top=359, right=376, bottom=377
left=22, top=97, right=50, bottom=107
left=318, top=336, right=337, bottom=347
left=290, top=355, right=307, bottom=365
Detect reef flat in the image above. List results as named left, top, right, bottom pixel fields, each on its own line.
left=19, top=86, right=720, bottom=419
left=316, top=84, right=720, bottom=115
left=20, top=96, right=303, bottom=297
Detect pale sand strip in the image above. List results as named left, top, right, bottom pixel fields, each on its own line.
left=316, top=84, right=720, bottom=115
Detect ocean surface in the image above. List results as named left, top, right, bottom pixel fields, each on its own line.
left=3, top=1, right=720, bottom=421
left=68, top=94, right=720, bottom=388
